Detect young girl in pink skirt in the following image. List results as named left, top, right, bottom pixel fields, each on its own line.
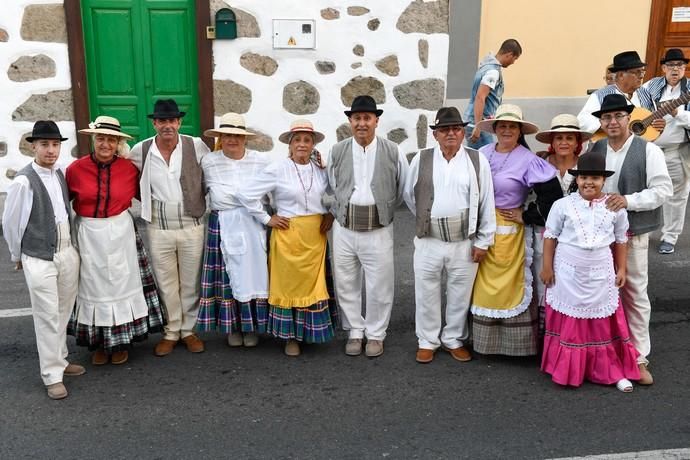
left=539, top=152, right=640, bottom=392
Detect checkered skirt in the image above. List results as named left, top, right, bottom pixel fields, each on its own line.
left=196, top=211, right=268, bottom=334
left=267, top=242, right=338, bottom=343
left=67, top=224, right=166, bottom=352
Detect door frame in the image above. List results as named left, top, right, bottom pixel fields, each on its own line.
left=64, top=0, right=214, bottom=154
left=645, top=0, right=690, bottom=82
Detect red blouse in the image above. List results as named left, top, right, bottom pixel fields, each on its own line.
left=66, top=155, right=139, bottom=218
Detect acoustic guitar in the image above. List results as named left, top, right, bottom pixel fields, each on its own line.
left=590, top=91, right=690, bottom=142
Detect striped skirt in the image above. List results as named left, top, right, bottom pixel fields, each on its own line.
left=196, top=211, right=268, bottom=334
left=68, top=225, right=166, bottom=352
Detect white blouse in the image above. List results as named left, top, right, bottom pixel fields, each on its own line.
left=237, top=157, right=329, bottom=224
left=543, top=193, right=628, bottom=248
left=202, top=150, right=270, bottom=211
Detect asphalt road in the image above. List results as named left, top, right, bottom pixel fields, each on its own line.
left=0, top=208, right=688, bottom=459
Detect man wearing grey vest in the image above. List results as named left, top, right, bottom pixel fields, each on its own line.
left=641, top=49, right=690, bottom=255
left=130, top=99, right=210, bottom=357
left=590, top=94, right=672, bottom=385
left=2, top=121, right=84, bottom=399
left=328, top=95, right=409, bottom=357
left=403, top=108, right=496, bottom=364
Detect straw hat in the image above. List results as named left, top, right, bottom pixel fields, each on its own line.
left=278, top=119, right=325, bottom=144
left=475, top=104, right=539, bottom=135
left=535, top=114, right=592, bottom=144
left=204, top=113, right=255, bottom=138
left=78, top=115, right=132, bottom=140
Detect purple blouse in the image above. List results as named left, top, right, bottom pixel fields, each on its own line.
left=480, top=144, right=556, bottom=209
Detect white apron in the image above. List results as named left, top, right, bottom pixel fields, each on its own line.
left=217, top=207, right=269, bottom=302
left=75, top=211, right=148, bottom=326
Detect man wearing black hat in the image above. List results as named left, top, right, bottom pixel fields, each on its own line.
left=642, top=49, right=690, bottom=254
left=403, top=107, right=496, bottom=364
left=578, top=50, right=666, bottom=135
left=130, top=99, right=210, bottom=356
left=328, top=95, right=409, bottom=357
left=589, top=93, right=672, bottom=385
left=2, top=121, right=84, bottom=399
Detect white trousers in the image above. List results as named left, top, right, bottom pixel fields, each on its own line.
left=620, top=233, right=651, bottom=364
left=332, top=220, right=395, bottom=341
left=413, top=237, right=478, bottom=350
left=148, top=224, right=205, bottom=340
left=22, top=246, right=80, bottom=385
left=661, top=145, right=690, bottom=245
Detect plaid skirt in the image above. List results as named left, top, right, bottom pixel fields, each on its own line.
left=267, top=243, right=338, bottom=343
left=471, top=305, right=538, bottom=356
left=68, top=225, right=166, bottom=352
left=197, top=211, right=268, bottom=334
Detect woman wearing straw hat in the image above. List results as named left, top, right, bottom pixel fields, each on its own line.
left=66, top=116, right=165, bottom=365
left=196, top=113, right=271, bottom=347
left=236, top=119, right=338, bottom=357
left=469, top=104, right=556, bottom=356
left=520, top=114, right=591, bottom=345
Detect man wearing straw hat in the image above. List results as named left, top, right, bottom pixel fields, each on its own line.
left=2, top=121, right=84, bottom=399
left=403, top=107, right=496, bottom=364
left=130, top=99, right=211, bottom=356
left=642, top=49, right=690, bottom=255
left=589, top=93, right=672, bottom=385
left=328, top=95, right=409, bottom=358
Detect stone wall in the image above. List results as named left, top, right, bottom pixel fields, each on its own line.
left=210, top=0, right=450, bottom=161
left=0, top=2, right=74, bottom=190
left=0, top=0, right=450, bottom=192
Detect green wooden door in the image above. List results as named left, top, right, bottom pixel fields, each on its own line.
left=81, top=0, right=200, bottom=144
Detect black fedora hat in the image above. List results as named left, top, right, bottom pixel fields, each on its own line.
left=429, top=107, right=469, bottom=129
left=609, top=51, right=646, bottom=72
left=147, top=99, right=186, bottom=119
left=568, top=152, right=614, bottom=177
left=591, top=94, right=635, bottom=118
left=660, top=48, right=689, bottom=65
left=344, top=95, right=383, bottom=117
left=26, top=120, right=68, bottom=142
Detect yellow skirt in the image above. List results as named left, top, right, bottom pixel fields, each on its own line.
left=268, top=214, right=329, bottom=308
left=471, top=210, right=532, bottom=317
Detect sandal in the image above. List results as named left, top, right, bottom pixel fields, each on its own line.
left=616, top=378, right=633, bottom=393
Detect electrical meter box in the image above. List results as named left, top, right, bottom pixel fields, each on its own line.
left=273, top=19, right=316, bottom=49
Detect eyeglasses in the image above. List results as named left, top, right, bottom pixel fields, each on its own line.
left=624, top=69, right=646, bottom=77
left=600, top=113, right=629, bottom=123
left=436, top=125, right=464, bottom=134
left=664, top=62, right=687, bottom=69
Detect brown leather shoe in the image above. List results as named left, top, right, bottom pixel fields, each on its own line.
left=444, top=346, right=472, bottom=362
left=111, top=350, right=128, bottom=365
left=284, top=339, right=301, bottom=357
left=182, top=335, right=205, bottom=353
left=637, top=363, right=654, bottom=385
left=154, top=339, right=178, bottom=357
left=46, top=382, right=68, bottom=400
left=64, top=363, right=86, bottom=376
left=91, top=349, right=108, bottom=366
left=416, top=348, right=435, bottom=364
left=365, top=339, right=384, bottom=358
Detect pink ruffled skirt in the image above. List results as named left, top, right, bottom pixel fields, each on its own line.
left=541, top=302, right=640, bottom=387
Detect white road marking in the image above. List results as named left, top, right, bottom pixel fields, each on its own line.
left=551, top=447, right=690, bottom=459
left=0, top=308, right=32, bottom=317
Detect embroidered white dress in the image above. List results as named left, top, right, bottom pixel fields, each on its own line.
left=543, top=193, right=628, bottom=318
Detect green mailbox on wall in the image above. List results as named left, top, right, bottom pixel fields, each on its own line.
left=215, top=8, right=237, bottom=39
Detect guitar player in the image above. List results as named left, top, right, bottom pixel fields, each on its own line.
left=642, top=48, right=690, bottom=255
left=577, top=50, right=667, bottom=136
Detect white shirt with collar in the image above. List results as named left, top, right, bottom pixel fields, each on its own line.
left=130, top=134, right=210, bottom=222
left=404, top=145, right=496, bottom=250
left=2, top=162, right=68, bottom=262
left=602, top=134, right=673, bottom=211
left=641, top=80, right=690, bottom=148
